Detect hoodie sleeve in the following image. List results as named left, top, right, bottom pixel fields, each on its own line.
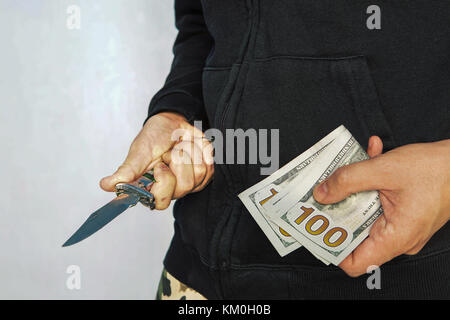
left=146, top=0, right=213, bottom=124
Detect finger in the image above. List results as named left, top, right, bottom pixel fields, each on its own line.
left=174, top=140, right=207, bottom=188
left=200, top=137, right=215, bottom=166
left=146, top=157, right=163, bottom=171
left=313, top=157, right=385, bottom=204
left=192, top=139, right=215, bottom=192
left=150, top=162, right=176, bottom=210
left=367, top=136, right=383, bottom=158
left=100, top=163, right=139, bottom=192
left=162, top=149, right=195, bottom=199
left=338, top=215, right=405, bottom=277
left=100, top=134, right=165, bottom=192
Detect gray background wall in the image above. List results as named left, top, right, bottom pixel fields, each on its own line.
left=0, top=0, right=178, bottom=299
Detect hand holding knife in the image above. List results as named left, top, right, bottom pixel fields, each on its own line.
left=63, top=112, right=215, bottom=248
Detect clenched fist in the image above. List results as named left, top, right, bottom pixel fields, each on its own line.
left=100, top=112, right=214, bottom=209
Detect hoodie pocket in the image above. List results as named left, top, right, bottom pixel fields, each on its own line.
left=223, top=55, right=395, bottom=189
left=227, top=55, right=395, bottom=266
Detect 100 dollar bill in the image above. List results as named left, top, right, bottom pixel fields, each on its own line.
left=265, top=128, right=383, bottom=265
left=238, top=126, right=346, bottom=258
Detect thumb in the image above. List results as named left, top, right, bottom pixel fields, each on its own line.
left=367, top=136, right=383, bottom=158
left=100, top=165, right=138, bottom=192
left=313, top=157, right=384, bottom=204
left=100, top=134, right=170, bottom=192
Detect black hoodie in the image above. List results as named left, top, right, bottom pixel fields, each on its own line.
left=147, top=0, right=450, bottom=299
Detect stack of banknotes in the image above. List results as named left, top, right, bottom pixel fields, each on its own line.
left=238, top=125, right=384, bottom=266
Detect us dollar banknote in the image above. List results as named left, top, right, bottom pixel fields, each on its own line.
left=265, top=126, right=383, bottom=265
left=239, top=125, right=384, bottom=265
left=238, top=126, right=346, bottom=258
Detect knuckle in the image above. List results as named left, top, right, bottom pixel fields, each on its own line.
left=334, top=167, right=350, bottom=188
left=405, top=240, right=425, bottom=255
left=403, top=229, right=426, bottom=251
left=155, top=203, right=167, bottom=210
left=155, top=197, right=170, bottom=210
left=117, top=163, right=138, bottom=179
left=340, top=260, right=367, bottom=278
left=405, top=248, right=420, bottom=255
left=195, top=163, right=207, bottom=179
left=156, top=162, right=169, bottom=173
left=342, top=267, right=364, bottom=278
left=170, top=150, right=184, bottom=165
left=192, top=185, right=205, bottom=193
left=405, top=237, right=419, bottom=249
left=177, top=177, right=195, bottom=192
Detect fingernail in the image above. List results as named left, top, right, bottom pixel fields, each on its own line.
left=315, top=181, right=328, bottom=200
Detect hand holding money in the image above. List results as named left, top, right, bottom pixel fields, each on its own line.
left=239, top=126, right=450, bottom=275
left=315, top=138, right=450, bottom=276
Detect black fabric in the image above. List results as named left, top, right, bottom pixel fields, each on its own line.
left=148, top=0, right=450, bottom=299
left=146, top=0, right=214, bottom=124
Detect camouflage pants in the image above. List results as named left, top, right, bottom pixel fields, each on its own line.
left=156, top=269, right=207, bottom=300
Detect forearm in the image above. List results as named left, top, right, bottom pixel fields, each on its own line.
left=147, top=0, right=213, bottom=125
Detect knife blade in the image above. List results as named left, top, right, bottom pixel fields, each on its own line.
left=62, top=193, right=140, bottom=247
left=62, top=172, right=156, bottom=247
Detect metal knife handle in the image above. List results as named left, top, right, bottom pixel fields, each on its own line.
left=115, top=171, right=156, bottom=210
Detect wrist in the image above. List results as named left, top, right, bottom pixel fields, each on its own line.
left=155, top=111, right=189, bottom=128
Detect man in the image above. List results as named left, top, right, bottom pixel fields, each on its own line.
left=101, top=0, right=450, bottom=299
